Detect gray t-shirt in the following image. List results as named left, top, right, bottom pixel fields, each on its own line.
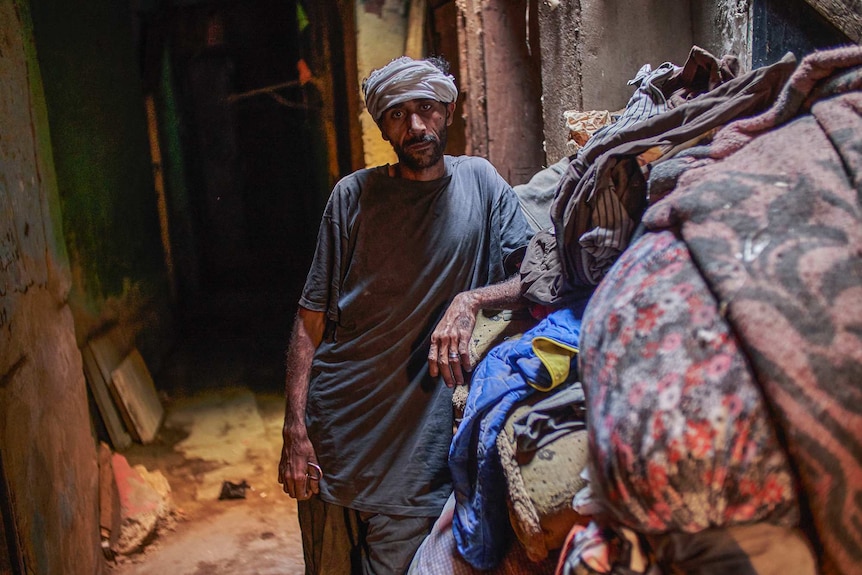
left=299, top=155, right=531, bottom=517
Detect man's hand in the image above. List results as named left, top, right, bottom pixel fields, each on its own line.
left=278, top=426, right=321, bottom=500
left=429, top=291, right=478, bottom=387
left=279, top=307, right=325, bottom=500
left=428, top=275, right=525, bottom=387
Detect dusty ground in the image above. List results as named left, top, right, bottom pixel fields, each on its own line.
left=106, top=288, right=306, bottom=575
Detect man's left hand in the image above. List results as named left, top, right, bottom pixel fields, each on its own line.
left=429, top=292, right=478, bottom=387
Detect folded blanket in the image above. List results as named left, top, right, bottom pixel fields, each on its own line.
left=498, top=386, right=590, bottom=562
left=451, top=305, right=588, bottom=569
left=643, top=45, right=862, bottom=575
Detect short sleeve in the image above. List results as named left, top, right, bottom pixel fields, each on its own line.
left=299, top=195, right=344, bottom=323
left=497, top=184, right=533, bottom=276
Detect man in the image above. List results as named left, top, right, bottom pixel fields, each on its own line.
left=278, top=55, right=531, bottom=574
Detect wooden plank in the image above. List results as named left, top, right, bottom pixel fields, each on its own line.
left=145, top=94, right=177, bottom=302
left=110, top=349, right=164, bottom=445
left=802, top=0, right=862, bottom=43
left=88, top=330, right=138, bottom=442
left=0, top=451, right=24, bottom=573
left=457, top=0, right=489, bottom=158
left=83, top=344, right=132, bottom=450
left=88, top=332, right=125, bottom=387
left=432, top=1, right=467, bottom=155
left=481, top=0, right=544, bottom=184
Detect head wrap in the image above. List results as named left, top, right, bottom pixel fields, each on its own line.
left=363, top=56, right=458, bottom=122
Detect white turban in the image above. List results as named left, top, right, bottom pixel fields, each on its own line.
left=363, top=57, right=458, bottom=122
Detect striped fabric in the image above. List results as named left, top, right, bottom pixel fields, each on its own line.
left=532, top=51, right=795, bottom=304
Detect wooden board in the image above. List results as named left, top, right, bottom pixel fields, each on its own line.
left=110, top=349, right=164, bottom=444
left=88, top=332, right=125, bottom=389
left=82, top=344, right=132, bottom=450
left=405, top=0, right=426, bottom=59
left=802, top=0, right=862, bottom=43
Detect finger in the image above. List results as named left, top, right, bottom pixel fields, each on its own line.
left=458, top=342, right=473, bottom=373
left=438, top=353, right=455, bottom=388
left=451, top=364, right=464, bottom=386
left=428, top=353, right=439, bottom=377
left=452, top=362, right=464, bottom=385
left=428, top=343, right=440, bottom=376
left=296, top=476, right=311, bottom=501
left=278, top=455, right=292, bottom=494
left=286, top=464, right=302, bottom=498
left=280, top=465, right=289, bottom=494
left=449, top=349, right=465, bottom=386
left=308, top=475, right=320, bottom=495
left=292, top=467, right=305, bottom=499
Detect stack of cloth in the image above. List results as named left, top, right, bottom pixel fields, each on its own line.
left=415, top=44, right=862, bottom=575
left=564, top=45, right=862, bottom=575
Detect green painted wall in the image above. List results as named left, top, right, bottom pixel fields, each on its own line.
left=29, top=0, right=171, bottom=350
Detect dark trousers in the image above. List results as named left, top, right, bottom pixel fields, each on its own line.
left=298, top=495, right=435, bottom=575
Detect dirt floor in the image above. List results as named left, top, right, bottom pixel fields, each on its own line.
left=106, top=287, right=306, bottom=575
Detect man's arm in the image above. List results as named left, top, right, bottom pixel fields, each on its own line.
left=428, top=274, right=525, bottom=387
left=278, top=306, right=325, bottom=500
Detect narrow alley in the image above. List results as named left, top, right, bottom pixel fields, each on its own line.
left=2, top=1, right=859, bottom=574
left=106, top=286, right=306, bottom=575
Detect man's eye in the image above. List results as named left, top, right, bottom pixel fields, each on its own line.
left=390, top=110, right=404, bottom=119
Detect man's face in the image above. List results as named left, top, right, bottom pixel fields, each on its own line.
left=379, top=99, right=455, bottom=171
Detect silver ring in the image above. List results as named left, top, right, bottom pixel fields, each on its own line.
left=449, top=353, right=459, bottom=360
left=306, top=461, right=323, bottom=481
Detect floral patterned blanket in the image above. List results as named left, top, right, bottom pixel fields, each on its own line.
left=579, top=46, right=862, bottom=575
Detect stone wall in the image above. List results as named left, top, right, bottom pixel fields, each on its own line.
left=0, top=2, right=102, bottom=572
left=692, top=0, right=753, bottom=70
left=29, top=0, right=173, bottom=364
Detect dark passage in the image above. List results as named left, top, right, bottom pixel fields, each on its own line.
left=139, top=0, right=332, bottom=396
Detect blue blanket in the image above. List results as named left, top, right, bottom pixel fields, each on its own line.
left=449, top=304, right=587, bottom=569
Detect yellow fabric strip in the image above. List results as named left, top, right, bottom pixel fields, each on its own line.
left=530, top=337, right=579, bottom=392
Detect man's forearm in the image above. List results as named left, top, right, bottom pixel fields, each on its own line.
left=457, top=274, right=525, bottom=316
left=280, top=306, right=325, bottom=499
left=283, top=307, right=324, bottom=431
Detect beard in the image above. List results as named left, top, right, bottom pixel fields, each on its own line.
left=393, top=126, right=448, bottom=171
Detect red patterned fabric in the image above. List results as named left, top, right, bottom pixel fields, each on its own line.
left=642, top=47, right=862, bottom=575
left=580, top=230, right=800, bottom=534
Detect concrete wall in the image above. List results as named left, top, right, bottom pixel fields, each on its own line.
left=539, top=0, right=751, bottom=165
left=0, top=0, right=187, bottom=570
left=538, top=0, right=582, bottom=165
left=579, top=0, right=694, bottom=110
left=692, top=0, right=753, bottom=70
left=0, top=1, right=102, bottom=573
